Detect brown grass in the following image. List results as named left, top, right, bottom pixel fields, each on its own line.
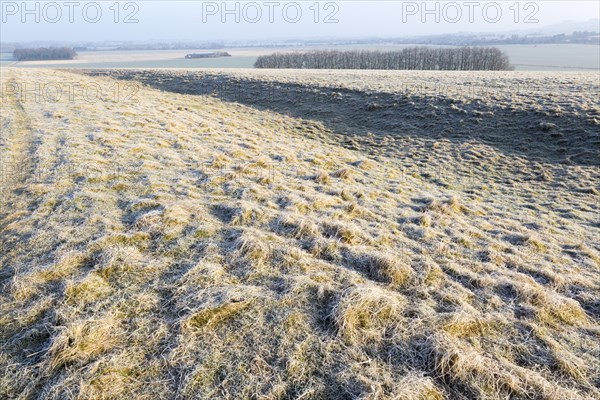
left=0, top=67, right=598, bottom=400
left=332, top=285, right=405, bottom=343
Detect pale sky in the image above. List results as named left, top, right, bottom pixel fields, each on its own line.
left=1, top=1, right=599, bottom=43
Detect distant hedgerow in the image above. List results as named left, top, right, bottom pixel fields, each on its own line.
left=254, top=47, right=513, bottom=71
left=13, top=47, right=77, bottom=61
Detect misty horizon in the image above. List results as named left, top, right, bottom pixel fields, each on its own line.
left=1, top=1, right=599, bottom=44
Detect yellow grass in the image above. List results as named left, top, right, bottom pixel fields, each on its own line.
left=0, top=68, right=598, bottom=399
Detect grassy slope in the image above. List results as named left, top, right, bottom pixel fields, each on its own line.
left=0, top=68, right=599, bottom=399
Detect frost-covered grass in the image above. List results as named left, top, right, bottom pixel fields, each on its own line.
left=0, top=68, right=598, bottom=399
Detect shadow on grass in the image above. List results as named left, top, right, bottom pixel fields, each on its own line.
left=83, top=70, right=600, bottom=167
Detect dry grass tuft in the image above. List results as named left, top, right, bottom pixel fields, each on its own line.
left=394, top=374, right=445, bottom=400
left=254, top=155, right=271, bottom=168
left=513, top=281, right=589, bottom=327
left=184, top=300, right=251, bottom=331
left=351, top=249, right=414, bottom=287
left=430, top=334, right=526, bottom=397
left=313, top=170, right=331, bottom=184
left=133, top=209, right=163, bottom=230
left=277, top=214, right=320, bottom=239
left=536, top=296, right=589, bottom=327
left=332, top=285, right=405, bottom=343
left=233, top=230, right=272, bottom=263
left=293, top=218, right=320, bottom=239
left=441, top=313, right=508, bottom=338
left=508, top=233, right=547, bottom=251
left=308, top=238, right=341, bottom=261
left=429, top=333, right=587, bottom=399
left=424, top=195, right=469, bottom=214
left=322, top=220, right=363, bottom=244
left=340, top=190, right=354, bottom=201
left=533, top=327, right=589, bottom=382
left=352, top=159, right=374, bottom=170
left=229, top=204, right=266, bottom=226
left=211, top=153, right=229, bottom=168
left=332, top=168, right=352, bottom=180
left=65, top=275, right=113, bottom=307
left=49, top=317, right=122, bottom=370
left=344, top=202, right=375, bottom=220
left=418, top=213, right=433, bottom=227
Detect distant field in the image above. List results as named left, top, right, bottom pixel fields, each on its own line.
left=1, top=67, right=598, bottom=399
left=495, top=44, right=600, bottom=70
left=1, top=44, right=598, bottom=70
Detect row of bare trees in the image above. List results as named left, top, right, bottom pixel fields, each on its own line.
left=13, top=47, right=77, bottom=61
left=255, top=47, right=512, bottom=71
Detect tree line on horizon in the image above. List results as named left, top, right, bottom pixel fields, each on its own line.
left=13, top=47, right=77, bottom=61
left=255, top=47, right=513, bottom=71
